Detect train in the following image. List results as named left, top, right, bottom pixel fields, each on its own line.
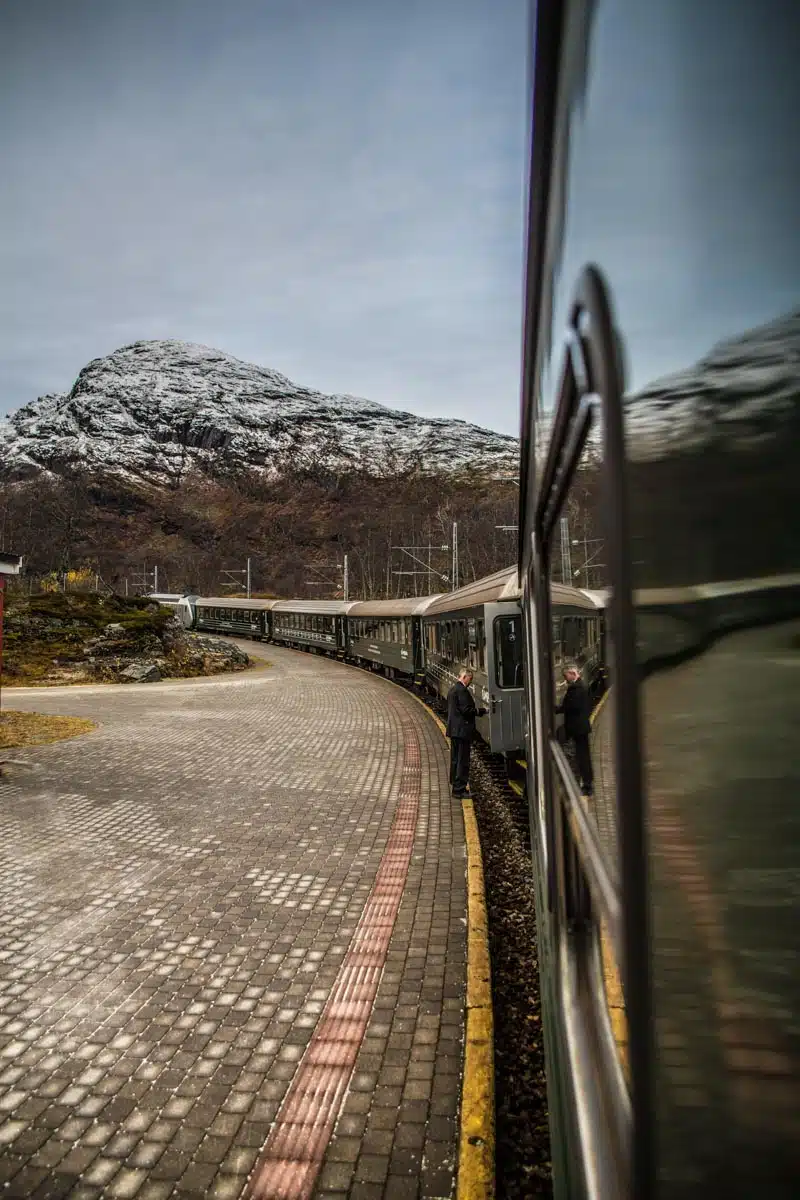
left=518, top=1, right=799, bottom=1197
left=173, top=572, right=604, bottom=761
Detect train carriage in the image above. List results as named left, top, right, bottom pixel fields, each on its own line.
left=423, top=568, right=604, bottom=759
left=346, top=595, right=441, bottom=679
left=423, top=567, right=524, bottom=756
left=271, top=599, right=357, bottom=656
left=185, top=597, right=277, bottom=639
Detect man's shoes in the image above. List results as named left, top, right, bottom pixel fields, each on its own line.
left=452, top=789, right=466, bottom=799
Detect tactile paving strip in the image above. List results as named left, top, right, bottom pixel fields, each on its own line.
left=247, top=706, right=422, bottom=1199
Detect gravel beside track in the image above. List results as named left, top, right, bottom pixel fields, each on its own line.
left=468, top=752, right=552, bottom=1198
left=417, top=685, right=552, bottom=1198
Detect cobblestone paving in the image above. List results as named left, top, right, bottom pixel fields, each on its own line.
left=0, top=646, right=466, bottom=1199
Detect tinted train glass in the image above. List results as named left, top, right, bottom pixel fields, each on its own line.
left=523, top=0, right=799, bottom=1195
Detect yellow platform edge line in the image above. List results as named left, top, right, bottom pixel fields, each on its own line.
left=459, top=795, right=496, bottom=1200
left=401, top=693, right=495, bottom=1200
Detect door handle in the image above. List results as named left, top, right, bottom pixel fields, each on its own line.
left=491, top=695, right=502, bottom=712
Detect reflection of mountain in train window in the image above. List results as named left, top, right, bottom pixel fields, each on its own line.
left=494, top=615, right=523, bottom=688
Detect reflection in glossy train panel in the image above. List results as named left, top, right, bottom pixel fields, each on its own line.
left=531, top=1, right=800, bottom=1194
left=520, top=0, right=799, bottom=1195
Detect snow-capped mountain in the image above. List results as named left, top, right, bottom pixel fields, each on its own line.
left=0, top=340, right=519, bottom=485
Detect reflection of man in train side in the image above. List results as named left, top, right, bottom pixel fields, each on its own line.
left=445, top=668, right=487, bottom=799
left=557, top=664, right=594, bottom=797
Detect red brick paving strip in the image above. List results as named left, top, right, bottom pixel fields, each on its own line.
left=247, top=707, right=422, bottom=1200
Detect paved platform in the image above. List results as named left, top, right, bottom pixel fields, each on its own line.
left=0, top=646, right=466, bottom=1199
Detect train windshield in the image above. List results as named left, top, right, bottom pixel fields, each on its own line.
left=494, top=615, right=523, bottom=689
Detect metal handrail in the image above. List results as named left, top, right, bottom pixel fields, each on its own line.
left=549, top=738, right=622, bottom=963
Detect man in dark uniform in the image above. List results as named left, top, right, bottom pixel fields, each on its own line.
left=557, top=664, right=594, bottom=796
left=446, top=668, right=486, bottom=798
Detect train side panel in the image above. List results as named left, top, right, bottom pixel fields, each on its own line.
left=519, top=1, right=800, bottom=1196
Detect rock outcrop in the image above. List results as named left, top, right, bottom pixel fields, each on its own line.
left=3, top=596, right=251, bottom=686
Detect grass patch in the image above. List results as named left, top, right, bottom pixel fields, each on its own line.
left=0, top=710, right=96, bottom=749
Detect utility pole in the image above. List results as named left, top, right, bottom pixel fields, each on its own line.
left=304, top=560, right=345, bottom=599
left=343, top=554, right=349, bottom=602
left=571, top=537, right=605, bottom=588
left=451, top=522, right=458, bottom=592
left=391, top=542, right=449, bottom=596
left=560, top=517, right=572, bottom=585
left=131, top=564, right=157, bottom=596
left=220, top=562, right=251, bottom=595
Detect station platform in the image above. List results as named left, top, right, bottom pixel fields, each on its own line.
left=0, top=645, right=469, bottom=1199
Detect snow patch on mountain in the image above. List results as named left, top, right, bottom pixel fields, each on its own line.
left=0, top=340, right=519, bottom=485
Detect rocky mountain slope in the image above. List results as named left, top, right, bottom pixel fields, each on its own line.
left=623, top=307, right=800, bottom=462
left=0, top=340, right=519, bottom=485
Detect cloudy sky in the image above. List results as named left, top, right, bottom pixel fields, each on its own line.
left=0, top=0, right=529, bottom=432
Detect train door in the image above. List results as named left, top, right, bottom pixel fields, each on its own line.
left=484, top=603, right=525, bottom=750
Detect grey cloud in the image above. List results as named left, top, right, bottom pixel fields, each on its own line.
left=0, top=0, right=528, bottom=433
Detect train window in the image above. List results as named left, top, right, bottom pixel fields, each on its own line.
left=562, top=617, right=583, bottom=661
left=477, top=619, right=486, bottom=671
left=494, top=615, right=523, bottom=689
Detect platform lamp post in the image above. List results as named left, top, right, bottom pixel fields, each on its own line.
left=0, top=553, right=23, bottom=715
